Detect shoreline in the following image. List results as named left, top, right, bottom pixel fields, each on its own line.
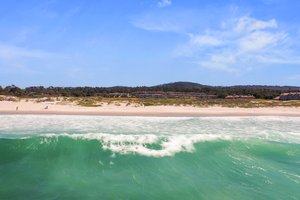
left=1, top=100, right=300, bottom=117
left=1, top=112, right=300, bottom=117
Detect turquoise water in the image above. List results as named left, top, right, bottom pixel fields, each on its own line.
left=0, top=115, right=300, bottom=199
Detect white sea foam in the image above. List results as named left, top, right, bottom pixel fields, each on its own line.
left=40, top=132, right=231, bottom=157
left=1, top=115, right=300, bottom=157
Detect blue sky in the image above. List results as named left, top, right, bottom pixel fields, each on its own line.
left=0, top=0, right=300, bottom=87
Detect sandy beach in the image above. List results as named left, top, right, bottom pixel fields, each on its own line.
left=0, top=99, right=300, bottom=117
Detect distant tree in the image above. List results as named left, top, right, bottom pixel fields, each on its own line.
left=4, top=85, right=23, bottom=96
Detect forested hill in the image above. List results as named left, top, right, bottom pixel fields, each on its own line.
left=155, top=82, right=211, bottom=90
left=1, top=82, right=300, bottom=99
left=157, top=82, right=300, bottom=91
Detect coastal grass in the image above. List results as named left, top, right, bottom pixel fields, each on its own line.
left=133, top=98, right=300, bottom=108
left=2, top=96, right=300, bottom=108
left=71, top=97, right=300, bottom=108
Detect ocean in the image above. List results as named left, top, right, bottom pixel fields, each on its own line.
left=0, top=115, right=300, bottom=199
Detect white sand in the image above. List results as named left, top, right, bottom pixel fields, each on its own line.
left=0, top=99, right=300, bottom=117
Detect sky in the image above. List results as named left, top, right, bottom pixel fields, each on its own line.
left=0, top=0, right=300, bottom=87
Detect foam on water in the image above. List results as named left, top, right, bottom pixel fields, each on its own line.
left=38, top=133, right=231, bottom=157
left=1, top=115, right=300, bottom=199
left=1, top=115, right=300, bottom=157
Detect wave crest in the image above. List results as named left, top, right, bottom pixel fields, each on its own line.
left=40, top=133, right=231, bottom=157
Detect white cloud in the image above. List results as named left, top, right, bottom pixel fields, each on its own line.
left=132, top=8, right=299, bottom=73
left=0, top=44, right=52, bottom=60
left=132, top=19, right=180, bottom=32
left=175, top=16, right=300, bottom=72
left=190, top=35, right=223, bottom=47
left=238, top=31, right=287, bottom=52
left=197, top=52, right=238, bottom=72
left=234, top=17, right=277, bottom=33
left=131, top=11, right=183, bottom=32
left=0, top=43, right=69, bottom=78
left=158, top=0, right=172, bottom=8
left=0, top=43, right=69, bottom=62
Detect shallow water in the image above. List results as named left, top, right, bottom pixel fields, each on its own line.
left=0, top=115, right=300, bottom=199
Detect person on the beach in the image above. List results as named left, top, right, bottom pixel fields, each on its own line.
left=16, top=106, right=18, bottom=111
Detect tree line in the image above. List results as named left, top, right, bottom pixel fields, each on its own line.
left=0, top=82, right=299, bottom=99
